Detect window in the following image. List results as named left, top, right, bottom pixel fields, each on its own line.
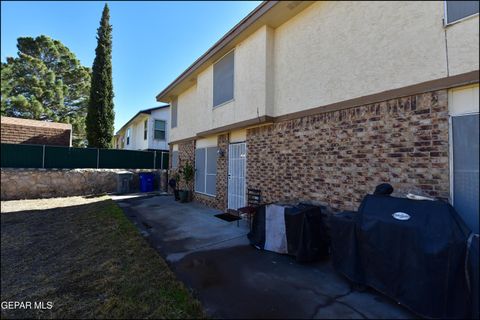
left=171, top=151, right=179, bottom=169
left=451, top=114, right=479, bottom=233
left=213, top=51, right=234, bottom=107
left=449, top=85, right=479, bottom=233
left=195, top=147, right=218, bottom=196
left=445, top=1, right=479, bottom=24
left=126, top=128, right=131, bottom=145
left=144, top=119, right=148, bottom=140
left=154, top=120, right=166, bottom=140
left=171, top=98, right=178, bottom=128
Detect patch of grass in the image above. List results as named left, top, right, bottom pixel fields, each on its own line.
left=1, top=197, right=205, bottom=319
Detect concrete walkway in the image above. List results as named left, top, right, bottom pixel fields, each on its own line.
left=114, top=195, right=415, bottom=319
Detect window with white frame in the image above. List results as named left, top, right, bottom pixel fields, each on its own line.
left=126, top=128, right=131, bottom=145
left=445, top=1, right=479, bottom=24
left=195, top=147, right=218, bottom=196
left=144, top=119, right=148, bottom=140
left=154, top=120, right=166, bottom=140
left=213, top=51, right=234, bottom=107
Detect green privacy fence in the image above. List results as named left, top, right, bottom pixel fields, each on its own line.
left=1, top=143, right=169, bottom=169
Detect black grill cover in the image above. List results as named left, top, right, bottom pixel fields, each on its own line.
left=248, top=203, right=329, bottom=262
left=331, top=195, right=472, bottom=318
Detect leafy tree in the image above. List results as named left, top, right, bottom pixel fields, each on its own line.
left=86, top=3, right=114, bottom=148
left=1, top=36, right=91, bottom=147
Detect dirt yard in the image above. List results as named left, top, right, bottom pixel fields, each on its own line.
left=1, top=196, right=204, bottom=319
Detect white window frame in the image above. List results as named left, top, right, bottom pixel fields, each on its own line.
left=444, top=0, right=479, bottom=26
left=212, top=49, right=235, bottom=109
left=153, top=119, right=166, bottom=141
left=195, top=147, right=217, bottom=197
left=126, top=128, right=131, bottom=145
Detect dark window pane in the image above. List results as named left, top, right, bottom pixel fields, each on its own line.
left=206, top=147, right=218, bottom=174
left=452, top=114, right=479, bottom=233
left=213, top=51, right=234, bottom=107
left=155, top=120, right=165, bottom=130
left=195, top=148, right=206, bottom=193
left=144, top=120, right=148, bottom=140
left=154, top=130, right=165, bottom=140
left=447, top=1, right=479, bottom=23
left=206, top=175, right=216, bottom=195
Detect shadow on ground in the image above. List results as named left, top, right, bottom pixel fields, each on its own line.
left=116, top=195, right=417, bottom=319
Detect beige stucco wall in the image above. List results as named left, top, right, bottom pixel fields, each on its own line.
left=170, top=1, right=478, bottom=139
left=273, top=1, right=452, bottom=116
left=445, top=15, right=480, bottom=76
left=196, top=136, right=218, bottom=148
left=170, top=26, right=272, bottom=142
left=448, top=84, right=480, bottom=115
left=230, top=129, right=247, bottom=143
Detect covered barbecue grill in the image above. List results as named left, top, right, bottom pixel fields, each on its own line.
left=331, top=194, right=473, bottom=318
left=248, top=203, right=329, bottom=262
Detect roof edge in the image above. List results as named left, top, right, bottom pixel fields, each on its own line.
left=156, top=1, right=279, bottom=102
left=116, top=104, right=169, bottom=135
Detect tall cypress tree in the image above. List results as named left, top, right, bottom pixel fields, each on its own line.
left=86, top=3, right=114, bottom=148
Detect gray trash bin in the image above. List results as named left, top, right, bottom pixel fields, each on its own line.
left=116, top=171, right=133, bottom=194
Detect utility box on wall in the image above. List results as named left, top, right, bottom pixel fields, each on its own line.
left=116, top=171, right=133, bottom=194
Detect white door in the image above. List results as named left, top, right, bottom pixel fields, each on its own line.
left=228, top=142, right=246, bottom=210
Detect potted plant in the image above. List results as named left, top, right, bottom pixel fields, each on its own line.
left=179, top=161, right=194, bottom=203
left=169, top=172, right=180, bottom=201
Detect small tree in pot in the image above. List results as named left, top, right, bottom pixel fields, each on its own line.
left=179, top=160, right=194, bottom=203
left=169, top=172, right=180, bottom=201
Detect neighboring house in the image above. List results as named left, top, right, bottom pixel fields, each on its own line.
left=114, top=105, right=170, bottom=151
left=156, top=1, right=479, bottom=233
left=0, top=116, right=72, bottom=146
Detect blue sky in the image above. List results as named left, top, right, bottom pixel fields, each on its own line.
left=1, top=1, right=261, bottom=131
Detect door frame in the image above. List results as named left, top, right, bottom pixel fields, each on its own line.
left=227, top=141, right=247, bottom=210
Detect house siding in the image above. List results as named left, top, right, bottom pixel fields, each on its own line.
left=170, top=26, right=272, bottom=142
left=172, top=134, right=228, bottom=210
left=172, top=89, right=450, bottom=212
left=115, top=107, right=169, bottom=151
left=148, top=108, right=170, bottom=150
left=165, top=1, right=478, bottom=213
left=168, top=1, right=478, bottom=142
left=246, top=90, right=450, bottom=211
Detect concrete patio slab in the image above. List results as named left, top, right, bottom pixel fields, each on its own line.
left=114, top=195, right=416, bottom=319
left=116, top=196, right=250, bottom=261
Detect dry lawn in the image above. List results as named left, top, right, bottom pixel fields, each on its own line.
left=1, top=196, right=204, bottom=319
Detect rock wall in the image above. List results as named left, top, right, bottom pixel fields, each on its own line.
left=1, top=168, right=168, bottom=200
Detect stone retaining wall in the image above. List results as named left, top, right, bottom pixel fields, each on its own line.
left=1, top=168, right=168, bottom=201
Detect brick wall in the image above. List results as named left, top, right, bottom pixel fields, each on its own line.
left=1, top=117, right=71, bottom=146
left=246, top=90, right=450, bottom=211
left=173, top=135, right=228, bottom=211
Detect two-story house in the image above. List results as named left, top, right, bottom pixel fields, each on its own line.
left=114, top=105, right=170, bottom=151
left=156, top=1, right=479, bottom=233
